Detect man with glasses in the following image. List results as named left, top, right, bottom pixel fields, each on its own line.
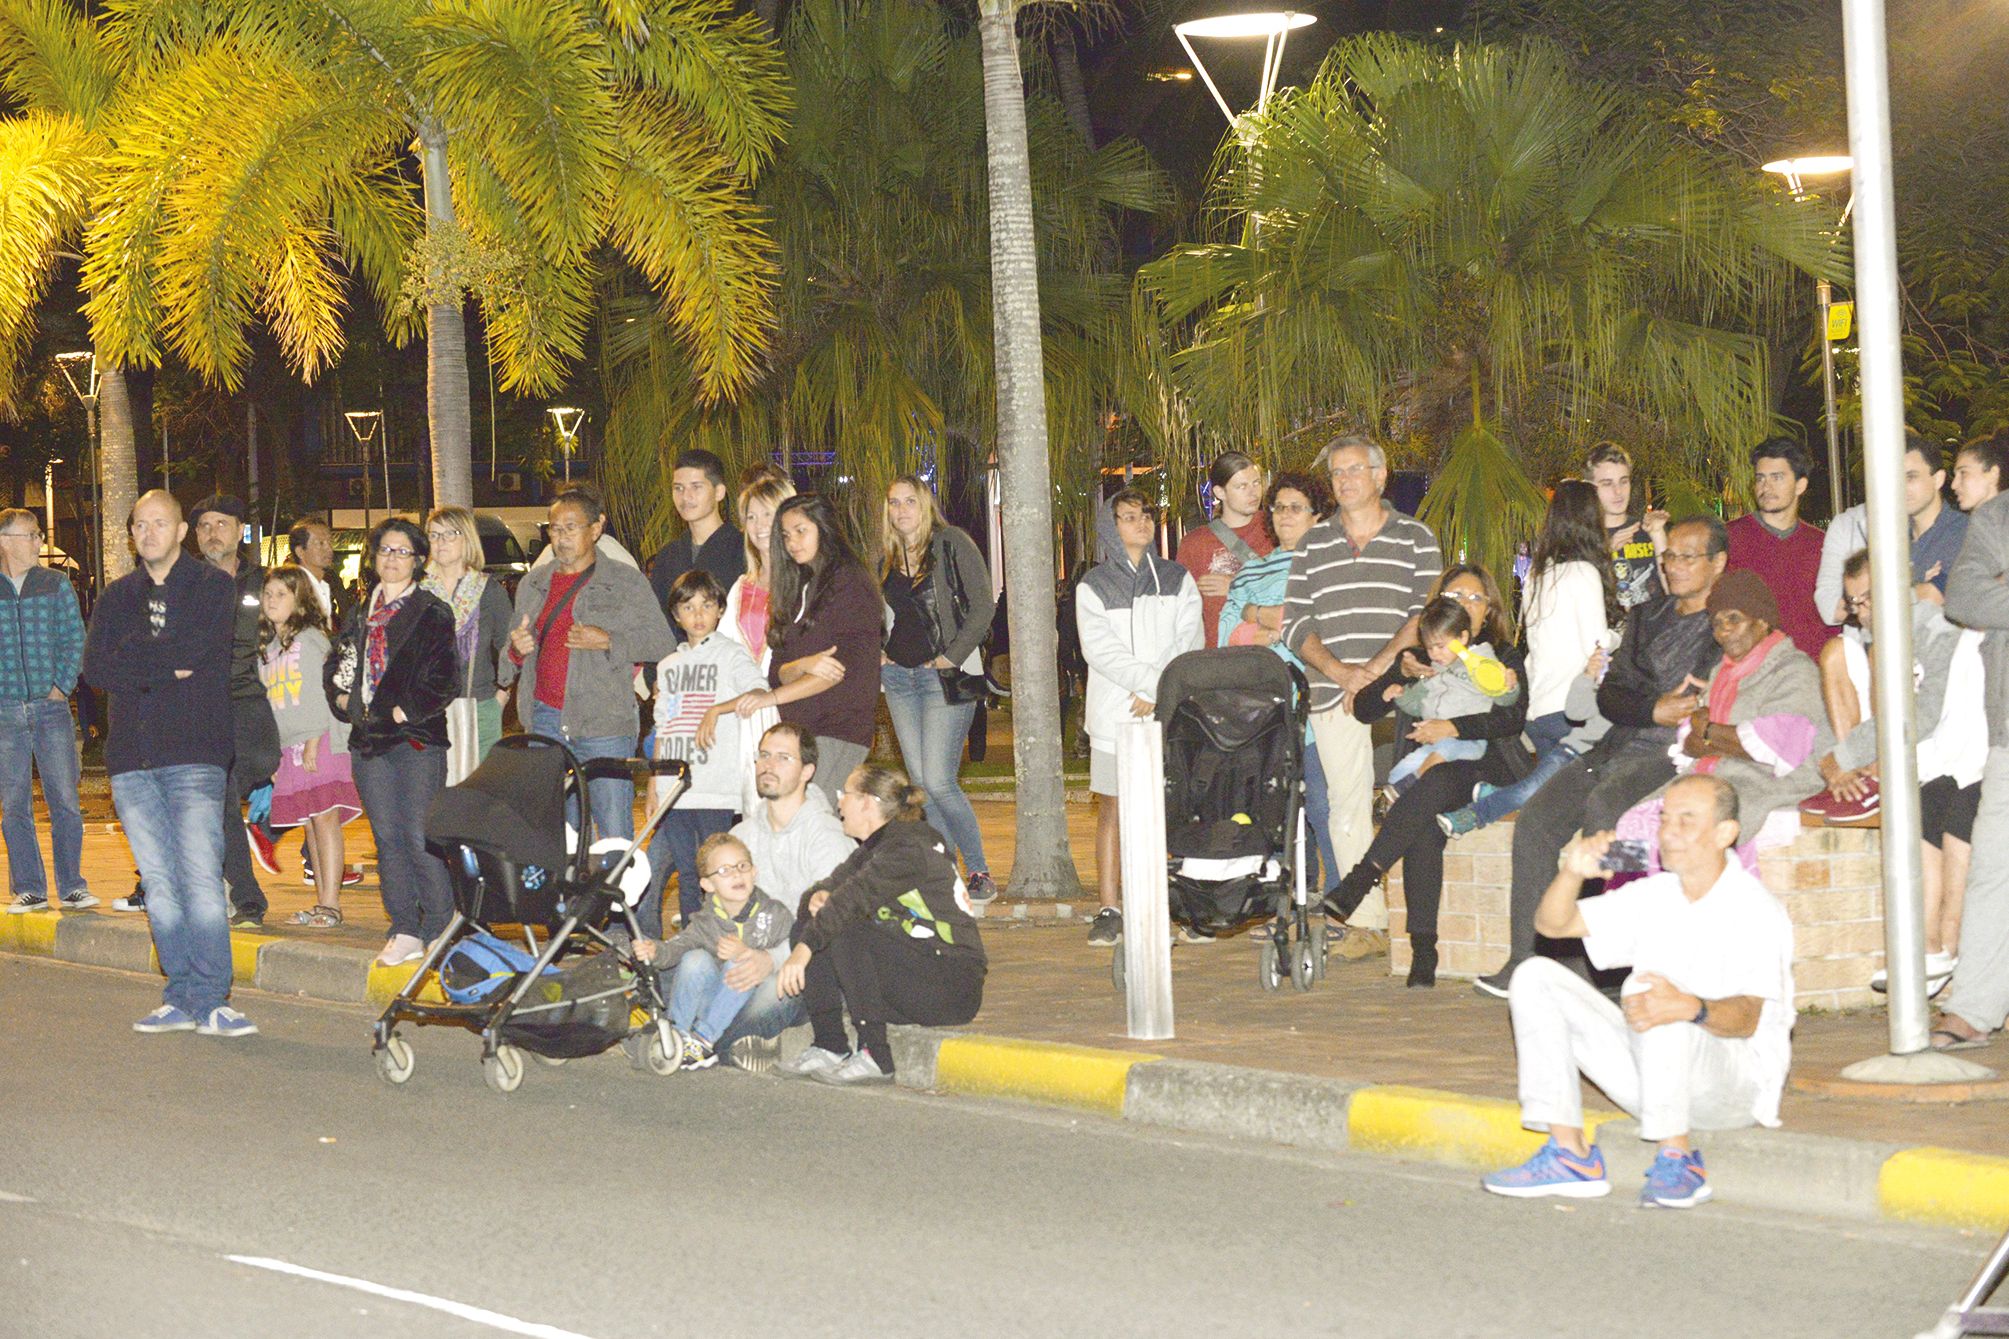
left=82, top=491, right=255, bottom=1036
left=718, top=723, right=855, bottom=1068
left=1477, top=515, right=1728, bottom=999
left=1284, top=434, right=1443, bottom=959
left=0, top=510, right=92, bottom=914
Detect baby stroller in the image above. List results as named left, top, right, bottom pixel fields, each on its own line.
left=1150, top=646, right=1319, bottom=992
left=370, top=734, right=690, bottom=1094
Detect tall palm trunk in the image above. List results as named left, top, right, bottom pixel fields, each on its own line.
left=977, top=0, right=1083, bottom=901
left=96, top=363, right=136, bottom=583
left=420, top=125, right=474, bottom=509
left=1051, top=30, right=1094, bottom=147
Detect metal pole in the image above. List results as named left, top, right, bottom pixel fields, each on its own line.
left=42, top=460, right=56, bottom=543
left=1817, top=279, right=1846, bottom=517
left=1841, top=0, right=1928, bottom=1058
left=1117, top=716, right=1174, bottom=1040
left=86, top=402, right=101, bottom=591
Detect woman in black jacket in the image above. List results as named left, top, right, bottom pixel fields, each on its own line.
left=774, top=764, right=986, bottom=1086
left=326, top=518, right=460, bottom=967
left=1321, top=562, right=1530, bottom=988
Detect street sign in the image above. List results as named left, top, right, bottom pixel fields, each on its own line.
left=1827, top=301, right=1854, bottom=341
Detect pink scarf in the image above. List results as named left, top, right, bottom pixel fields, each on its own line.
left=1695, top=629, right=1784, bottom=775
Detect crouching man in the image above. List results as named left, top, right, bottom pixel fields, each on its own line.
left=1482, top=774, right=1795, bottom=1209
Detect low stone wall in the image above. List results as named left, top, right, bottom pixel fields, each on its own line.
left=1384, top=818, right=1886, bottom=1011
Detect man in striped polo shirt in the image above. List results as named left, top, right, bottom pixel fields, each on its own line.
left=1285, top=434, right=1443, bottom=958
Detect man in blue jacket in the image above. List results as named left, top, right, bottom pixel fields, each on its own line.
left=0, top=509, right=91, bottom=914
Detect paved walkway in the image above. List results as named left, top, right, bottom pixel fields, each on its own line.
left=20, top=784, right=2009, bottom=1160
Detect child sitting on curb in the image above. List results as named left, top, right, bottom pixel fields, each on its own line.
left=635, top=832, right=794, bottom=1070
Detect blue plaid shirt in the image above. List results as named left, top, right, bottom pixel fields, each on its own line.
left=0, top=566, right=84, bottom=703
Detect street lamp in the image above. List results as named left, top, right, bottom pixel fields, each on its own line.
left=344, top=410, right=384, bottom=524
left=54, top=352, right=102, bottom=589
left=1763, top=154, right=1854, bottom=516
left=43, top=458, right=63, bottom=553
left=548, top=407, right=584, bottom=485
left=1173, top=11, right=1316, bottom=127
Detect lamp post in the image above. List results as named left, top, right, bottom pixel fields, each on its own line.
left=548, top=407, right=584, bottom=486
left=54, top=352, right=101, bottom=589
left=43, top=458, right=62, bottom=552
left=344, top=411, right=383, bottom=525
left=1762, top=154, right=1854, bottom=518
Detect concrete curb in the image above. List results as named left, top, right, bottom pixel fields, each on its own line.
left=8, top=913, right=2007, bottom=1231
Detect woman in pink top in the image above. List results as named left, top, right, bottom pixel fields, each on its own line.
left=722, top=470, right=796, bottom=672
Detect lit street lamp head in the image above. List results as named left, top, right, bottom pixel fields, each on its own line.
left=1173, top=11, right=1317, bottom=126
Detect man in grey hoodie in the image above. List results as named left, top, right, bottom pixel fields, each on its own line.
left=714, top=723, right=855, bottom=1065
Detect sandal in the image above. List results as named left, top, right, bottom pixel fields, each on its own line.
left=290, top=904, right=344, bottom=929
left=1929, top=1026, right=1988, bottom=1052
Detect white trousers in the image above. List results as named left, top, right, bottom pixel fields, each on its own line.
left=1309, top=706, right=1384, bottom=929
left=1510, top=958, right=1762, bottom=1142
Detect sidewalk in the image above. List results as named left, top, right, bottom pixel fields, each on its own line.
left=11, top=789, right=2009, bottom=1230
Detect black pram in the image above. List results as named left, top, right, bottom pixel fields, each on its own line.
left=369, top=734, right=691, bottom=1093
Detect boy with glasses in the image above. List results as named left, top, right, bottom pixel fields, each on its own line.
left=0, top=510, right=92, bottom=914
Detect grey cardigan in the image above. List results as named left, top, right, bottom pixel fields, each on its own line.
left=924, top=525, right=996, bottom=670
left=1946, top=492, right=2009, bottom=748
left=510, top=558, right=675, bottom=741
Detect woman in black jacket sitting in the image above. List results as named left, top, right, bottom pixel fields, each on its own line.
left=775, top=764, right=986, bottom=1086
left=326, top=518, right=460, bottom=968
left=1322, top=562, right=1530, bottom=988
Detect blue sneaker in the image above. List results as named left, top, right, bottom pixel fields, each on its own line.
left=133, top=1005, right=198, bottom=1034
left=1482, top=1137, right=1611, bottom=1198
left=1436, top=807, right=1480, bottom=839
left=1639, top=1147, right=1710, bottom=1208
left=195, top=1006, right=258, bottom=1038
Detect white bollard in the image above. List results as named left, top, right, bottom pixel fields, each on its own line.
left=1117, top=715, right=1174, bottom=1040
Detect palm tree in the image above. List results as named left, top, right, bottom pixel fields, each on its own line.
left=75, top=0, right=789, bottom=508
left=1140, top=34, right=1843, bottom=579
left=0, top=0, right=141, bottom=583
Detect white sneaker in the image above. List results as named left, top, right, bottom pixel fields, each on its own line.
left=775, top=1044, right=847, bottom=1079
left=1870, top=951, right=1957, bottom=994
left=375, top=934, right=424, bottom=967
left=813, top=1050, right=894, bottom=1086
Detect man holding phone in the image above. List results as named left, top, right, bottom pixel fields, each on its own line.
left=1482, top=774, right=1795, bottom=1208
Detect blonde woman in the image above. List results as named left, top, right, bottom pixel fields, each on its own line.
left=722, top=471, right=796, bottom=673
left=421, top=506, right=516, bottom=780
left=879, top=475, right=999, bottom=903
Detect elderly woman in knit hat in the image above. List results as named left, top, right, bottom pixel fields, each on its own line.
left=1611, top=569, right=1835, bottom=869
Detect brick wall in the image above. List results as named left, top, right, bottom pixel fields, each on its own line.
left=1384, top=818, right=1887, bottom=1010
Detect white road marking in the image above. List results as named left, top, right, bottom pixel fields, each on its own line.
left=0, top=1191, right=35, bottom=1203
left=224, top=1256, right=599, bottom=1338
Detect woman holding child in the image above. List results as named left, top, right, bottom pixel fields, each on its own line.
left=421, top=506, right=516, bottom=781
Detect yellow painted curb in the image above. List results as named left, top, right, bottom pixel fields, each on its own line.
left=1879, top=1147, right=2009, bottom=1230
left=0, top=912, right=60, bottom=956
left=230, top=933, right=278, bottom=984
left=1347, top=1085, right=1619, bottom=1169
left=365, top=963, right=446, bottom=1007
left=933, top=1036, right=1159, bottom=1116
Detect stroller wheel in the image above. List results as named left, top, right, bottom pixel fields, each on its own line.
left=482, top=1044, right=525, bottom=1094
left=374, top=1036, right=415, bottom=1086
left=624, top=1024, right=680, bottom=1075
left=1310, top=921, right=1329, bottom=981
left=1291, top=938, right=1317, bottom=991
left=1258, top=937, right=1283, bottom=992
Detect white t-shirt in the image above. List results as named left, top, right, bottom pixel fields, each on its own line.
left=1521, top=560, right=1607, bottom=719
left=1579, top=862, right=1796, bottom=1127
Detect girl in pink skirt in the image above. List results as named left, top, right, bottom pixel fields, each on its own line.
left=259, top=565, right=363, bottom=928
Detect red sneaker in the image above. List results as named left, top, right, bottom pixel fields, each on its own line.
left=1822, top=778, right=1881, bottom=826
left=247, top=824, right=282, bottom=876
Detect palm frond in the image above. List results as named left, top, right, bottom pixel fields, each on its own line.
left=0, top=111, right=99, bottom=404
left=0, top=0, right=122, bottom=125
left=610, top=0, right=791, bottom=178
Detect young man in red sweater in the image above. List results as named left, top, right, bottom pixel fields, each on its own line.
left=1726, top=438, right=1831, bottom=656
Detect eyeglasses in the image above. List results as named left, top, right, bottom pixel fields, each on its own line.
left=378, top=546, right=416, bottom=559
left=1329, top=463, right=1376, bottom=478
left=1271, top=502, right=1312, bottom=516
left=1662, top=550, right=1712, bottom=565
left=425, top=530, right=459, bottom=544
left=703, top=860, right=753, bottom=879
left=755, top=749, right=798, bottom=765
left=1444, top=589, right=1487, bottom=604
left=0, top=530, right=40, bottom=541
left=1844, top=592, right=1873, bottom=612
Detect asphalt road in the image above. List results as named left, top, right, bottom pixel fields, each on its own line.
left=0, top=955, right=1985, bottom=1339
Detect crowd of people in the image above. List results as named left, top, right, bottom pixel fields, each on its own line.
left=5, top=428, right=2009, bottom=1182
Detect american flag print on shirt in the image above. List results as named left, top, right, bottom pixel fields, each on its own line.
left=655, top=661, right=720, bottom=764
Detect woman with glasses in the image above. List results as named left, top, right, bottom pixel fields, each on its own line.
left=774, top=764, right=986, bottom=1086
left=421, top=506, right=516, bottom=780
left=326, top=518, right=460, bottom=967
left=1323, top=562, right=1531, bottom=986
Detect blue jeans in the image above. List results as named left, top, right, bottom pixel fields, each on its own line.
left=353, top=745, right=454, bottom=942
left=644, top=807, right=734, bottom=937
left=713, top=946, right=807, bottom=1051
left=1387, top=736, right=1487, bottom=793
left=1301, top=732, right=1340, bottom=894
left=1468, top=711, right=1577, bottom=827
left=0, top=697, right=87, bottom=899
left=111, top=764, right=231, bottom=1015
left=668, top=950, right=756, bottom=1045
left=880, top=664, right=988, bottom=874
left=530, top=701, right=634, bottom=843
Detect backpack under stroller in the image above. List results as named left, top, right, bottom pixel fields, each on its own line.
left=369, top=734, right=691, bottom=1093
left=1155, top=646, right=1322, bottom=991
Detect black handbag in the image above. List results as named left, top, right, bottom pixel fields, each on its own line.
left=932, top=534, right=992, bottom=706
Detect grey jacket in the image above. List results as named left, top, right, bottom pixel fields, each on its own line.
left=1834, top=604, right=1969, bottom=771
left=730, top=788, right=856, bottom=904
left=1946, top=491, right=2009, bottom=748
left=510, top=558, right=674, bottom=742
left=652, top=886, right=794, bottom=971
left=924, top=526, right=997, bottom=670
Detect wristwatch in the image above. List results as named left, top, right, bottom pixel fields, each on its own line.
left=1692, top=1000, right=1710, bottom=1028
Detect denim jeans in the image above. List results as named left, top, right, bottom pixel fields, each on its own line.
left=0, top=697, right=87, bottom=899
left=712, top=945, right=807, bottom=1051
left=880, top=664, right=988, bottom=874
left=1469, top=711, right=1576, bottom=827
left=1300, top=732, right=1340, bottom=894
left=353, top=745, right=454, bottom=942
left=530, top=701, right=635, bottom=843
left=668, top=950, right=757, bottom=1045
left=644, top=807, right=735, bottom=937
left=111, top=764, right=231, bottom=1015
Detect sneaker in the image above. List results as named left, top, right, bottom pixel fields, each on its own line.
left=1797, top=789, right=1835, bottom=818
left=1176, top=921, right=1217, bottom=944
left=775, top=1044, right=848, bottom=1079
left=133, top=1004, right=199, bottom=1034
left=1639, top=1148, right=1711, bottom=1208
left=813, top=1050, right=894, bottom=1085
left=966, top=872, right=1000, bottom=905
left=727, top=1035, right=781, bottom=1075
left=111, top=892, right=147, bottom=913
left=56, top=891, right=99, bottom=911
left=1481, top=1137, right=1612, bottom=1199
left=680, top=1032, right=718, bottom=1070
left=1473, top=967, right=1514, bottom=999
left=1437, top=807, right=1479, bottom=839
left=229, top=910, right=264, bottom=929
left=342, top=867, right=364, bottom=887
left=1822, top=779, right=1881, bottom=825
left=1086, top=907, right=1123, bottom=946
left=375, top=934, right=424, bottom=967
left=1871, top=951, right=1957, bottom=996
left=1472, top=781, right=1500, bottom=804
left=5, top=893, right=48, bottom=914
left=196, top=1006, right=258, bottom=1038
left=247, top=824, right=282, bottom=876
